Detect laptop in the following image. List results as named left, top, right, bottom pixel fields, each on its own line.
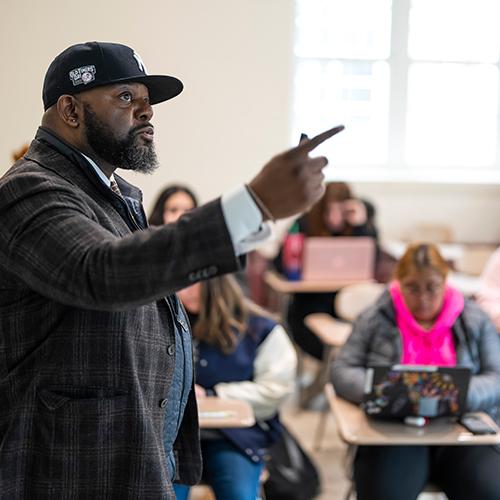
left=301, top=237, right=376, bottom=281
left=362, top=365, right=471, bottom=419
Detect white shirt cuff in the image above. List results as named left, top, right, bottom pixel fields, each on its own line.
left=221, top=185, right=273, bottom=256
left=234, top=222, right=273, bottom=256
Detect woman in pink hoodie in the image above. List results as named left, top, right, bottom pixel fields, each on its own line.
left=332, top=243, right=500, bottom=500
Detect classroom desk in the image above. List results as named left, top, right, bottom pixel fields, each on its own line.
left=264, top=270, right=372, bottom=294
left=197, top=397, right=255, bottom=429
left=325, top=383, right=500, bottom=446
left=304, top=313, right=352, bottom=348
left=264, top=271, right=372, bottom=408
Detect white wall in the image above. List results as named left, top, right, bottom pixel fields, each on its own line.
left=0, top=0, right=294, bottom=204
left=2, top=0, right=500, bottom=244
left=354, top=182, right=500, bottom=243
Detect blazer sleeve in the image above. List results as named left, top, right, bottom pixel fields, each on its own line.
left=0, top=171, right=241, bottom=310
left=214, top=324, right=297, bottom=420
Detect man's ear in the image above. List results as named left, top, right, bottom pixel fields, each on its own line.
left=56, top=95, right=81, bottom=128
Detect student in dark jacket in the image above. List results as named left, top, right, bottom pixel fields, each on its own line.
left=332, top=243, right=500, bottom=500
left=280, top=182, right=379, bottom=360
left=174, top=275, right=296, bottom=500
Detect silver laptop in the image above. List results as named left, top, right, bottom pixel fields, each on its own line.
left=301, top=236, right=376, bottom=281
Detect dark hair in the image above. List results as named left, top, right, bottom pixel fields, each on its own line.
left=305, top=182, right=353, bottom=236
left=148, top=184, right=198, bottom=226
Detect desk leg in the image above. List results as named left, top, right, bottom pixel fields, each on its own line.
left=299, top=345, right=335, bottom=409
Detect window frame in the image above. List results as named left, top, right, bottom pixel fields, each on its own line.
left=292, top=0, right=500, bottom=184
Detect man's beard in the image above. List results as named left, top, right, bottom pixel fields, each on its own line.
left=83, top=104, right=159, bottom=174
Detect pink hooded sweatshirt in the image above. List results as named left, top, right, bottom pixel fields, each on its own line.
left=390, top=281, right=464, bottom=366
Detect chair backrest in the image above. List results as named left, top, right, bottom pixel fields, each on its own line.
left=404, top=223, right=454, bottom=243
left=335, top=282, right=385, bottom=322
left=455, top=246, right=496, bottom=276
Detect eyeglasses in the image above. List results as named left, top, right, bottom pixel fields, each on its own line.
left=401, top=282, right=444, bottom=297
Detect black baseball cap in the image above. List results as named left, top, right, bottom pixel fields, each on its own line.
left=42, top=41, right=183, bottom=110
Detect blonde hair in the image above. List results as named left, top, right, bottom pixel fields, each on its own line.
left=394, top=243, right=449, bottom=281
left=193, top=275, right=275, bottom=353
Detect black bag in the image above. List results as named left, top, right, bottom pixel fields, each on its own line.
left=263, top=424, right=321, bottom=500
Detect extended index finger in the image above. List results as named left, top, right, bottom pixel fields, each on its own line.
left=297, top=125, right=345, bottom=155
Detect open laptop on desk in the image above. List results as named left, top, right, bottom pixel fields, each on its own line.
left=363, top=365, right=471, bottom=419
left=301, top=236, right=375, bottom=281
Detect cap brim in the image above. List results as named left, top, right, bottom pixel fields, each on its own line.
left=111, top=74, right=184, bottom=104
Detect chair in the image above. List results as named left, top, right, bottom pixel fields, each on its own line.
left=403, top=223, right=454, bottom=243
left=305, top=282, right=385, bottom=449
left=454, top=246, right=495, bottom=276
left=335, top=282, right=386, bottom=322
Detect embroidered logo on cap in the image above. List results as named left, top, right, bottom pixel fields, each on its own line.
left=133, top=52, right=147, bottom=74
left=69, top=65, right=97, bottom=86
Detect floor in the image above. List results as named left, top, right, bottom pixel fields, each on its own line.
left=280, top=404, right=352, bottom=500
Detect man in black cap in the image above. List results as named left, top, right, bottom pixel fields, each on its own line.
left=0, top=41, right=343, bottom=498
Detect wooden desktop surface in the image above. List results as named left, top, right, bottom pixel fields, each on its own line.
left=325, top=384, right=500, bottom=446
left=264, top=270, right=372, bottom=294
left=197, top=397, right=255, bottom=429
left=304, top=313, right=351, bottom=347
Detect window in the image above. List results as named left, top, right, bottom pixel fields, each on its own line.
left=293, top=0, right=500, bottom=183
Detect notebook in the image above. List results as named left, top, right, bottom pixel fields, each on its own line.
left=362, top=365, right=471, bottom=419
left=301, top=236, right=376, bottom=281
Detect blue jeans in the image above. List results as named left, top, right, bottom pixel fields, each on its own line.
left=174, top=439, right=264, bottom=500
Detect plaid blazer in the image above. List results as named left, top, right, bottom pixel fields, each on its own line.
left=0, top=128, right=241, bottom=499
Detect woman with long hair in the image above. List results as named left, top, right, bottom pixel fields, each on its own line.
left=148, top=184, right=198, bottom=226
left=281, top=181, right=379, bottom=361
left=174, top=275, right=296, bottom=500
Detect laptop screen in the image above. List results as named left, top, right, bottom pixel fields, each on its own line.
left=301, top=236, right=376, bottom=281
left=363, top=365, right=471, bottom=419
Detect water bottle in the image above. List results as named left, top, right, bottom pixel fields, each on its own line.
left=282, top=221, right=305, bottom=281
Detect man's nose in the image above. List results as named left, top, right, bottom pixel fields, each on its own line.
left=136, top=99, right=154, bottom=121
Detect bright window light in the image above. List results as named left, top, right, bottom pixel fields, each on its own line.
left=293, top=59, right=390, bottom=164
left=293, top=0, right=500, bottom=183
left=406, top=63, right=498, bottom=167
left=408, top=0, right=500, bottom=63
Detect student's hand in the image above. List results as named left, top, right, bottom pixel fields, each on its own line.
left=194, top=384, right=207, bottom=398
left=342, top=199, right=367, bottom=227
left=248, top=125, right=344, bottom=220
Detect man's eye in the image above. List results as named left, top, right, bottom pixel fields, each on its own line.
left=120, top=92, right=132, bottom=102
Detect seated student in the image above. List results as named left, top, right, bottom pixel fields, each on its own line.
left=476, top=247, right=500, bottom=331
left=278, top=181, right=379, bottom=360
left=150, top=184, right=253, bottom=298
left=331, top=243, right=500, bottom=500
left=174, top=276, right=297, bottom=500
left=148, top=184, right=198, bottom=225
